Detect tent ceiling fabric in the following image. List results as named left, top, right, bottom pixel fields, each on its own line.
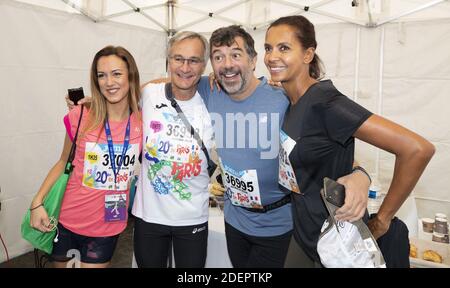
left=14, top=0, right=450, bottom=33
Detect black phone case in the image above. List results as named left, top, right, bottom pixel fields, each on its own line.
left=68, top=87, right=84, bottom=105
left=323, top=177, right=345, bottom=207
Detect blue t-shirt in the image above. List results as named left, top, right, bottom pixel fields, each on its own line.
left=198, top=77, right=292, bottom=237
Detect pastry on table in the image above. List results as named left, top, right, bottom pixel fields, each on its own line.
left=409, top=243, right=417, bottom=258
left=422, top=250, right=443, bottom=263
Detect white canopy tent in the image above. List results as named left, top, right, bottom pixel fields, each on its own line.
left=11, top=0, right=450, bottom=32
left=1, top=0, right=449, bottom=263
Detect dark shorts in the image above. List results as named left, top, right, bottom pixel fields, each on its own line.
left=51, top=223, right=119, bottom=264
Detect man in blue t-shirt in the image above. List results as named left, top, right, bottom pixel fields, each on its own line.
left=197, top=25, right=292, bottom=268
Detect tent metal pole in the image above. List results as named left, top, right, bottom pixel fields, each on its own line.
left=253, top=0, right=367, bottom=30
left=168, top=0, right=175, bottom=36
left=60, top=0, right=97, bottom=22
left=121, top=0, right=168, bottom=32
left=271, top=0, right=335, bottom=10
left=100, top=4, right=166, bottom=21
left=375, top=26, right=385, bottom=182
left=353, top=27, right=361, bottom=102
left=311, top=0, right=336, bottom=6
left=174, top=0, right=250, bottom=31
left=376, top=0, right=447, bottom=26
left=254, top=12, right=366, bottom=30
left=99, top=9, right=134, bottom=21
left=365, top=0, right=375, bottom=27
left=175, top=4, right=247, bottom=27
left=166, top=1, right=176, bottom=75
left=140, top=3, right=169, bottom=10
left=308, top=9, right=368, bottom=27
left=274, top=0, right=367, bottom=25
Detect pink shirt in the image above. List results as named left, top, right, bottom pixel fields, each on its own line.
left=60, top=106, right=142, bottom=237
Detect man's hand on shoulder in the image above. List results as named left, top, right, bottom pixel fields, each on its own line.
left=140, top=78, right=170, bottom=90
left=267, top=79, right=282, bottom=88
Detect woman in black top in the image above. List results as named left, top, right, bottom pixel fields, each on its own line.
left=264, top=15, right=435, bottom=265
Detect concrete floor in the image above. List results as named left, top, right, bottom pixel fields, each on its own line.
left=0, top=216, right=135, bottom=268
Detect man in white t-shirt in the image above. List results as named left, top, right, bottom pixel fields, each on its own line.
left=131, top=31, right=214, bottom=268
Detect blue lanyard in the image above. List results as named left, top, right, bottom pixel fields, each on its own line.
left=104, top=115, right=131, bottom=187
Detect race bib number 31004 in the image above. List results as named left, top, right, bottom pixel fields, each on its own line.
left=82, top=142, right=139, bottom=191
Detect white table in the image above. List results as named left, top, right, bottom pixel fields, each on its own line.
left=369, top=194, right=419, bottom=237
left=131, top=207, right=232, bottom=268
left=205, top=207, right=232, bottom=268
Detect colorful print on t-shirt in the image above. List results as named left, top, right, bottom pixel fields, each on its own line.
left=144, top=109, right=204, bottom=200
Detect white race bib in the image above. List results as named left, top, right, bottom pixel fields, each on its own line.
left=279, top=130, right=300, bottom=193
left=145, top=111, right=202, bottom=164
left=82, top=142, right=139, bottom=190
left=220, top=159, right=262, bottom=208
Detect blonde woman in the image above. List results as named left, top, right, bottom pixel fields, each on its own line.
left=29, top=46, right=142, bottom=268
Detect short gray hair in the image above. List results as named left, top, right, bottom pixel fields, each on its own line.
left=167, top=31, right=209, bottom=63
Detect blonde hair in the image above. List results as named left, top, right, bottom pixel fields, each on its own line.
left=84, top=46, right=141, bottom=135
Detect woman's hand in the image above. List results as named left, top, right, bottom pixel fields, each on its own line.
left=65, top=94, right=91, bottom=110
left=334, top=171, right=370, bottom=222
left=30, top=205, right=53, bottom=233
left=353, top=114, right=435, bottom=235
left=367, top=214, right=391, bottom=239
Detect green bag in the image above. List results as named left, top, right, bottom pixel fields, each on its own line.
left=21, top=106, right=84, bottom=254
left=21, top=166, right=71, bottom=254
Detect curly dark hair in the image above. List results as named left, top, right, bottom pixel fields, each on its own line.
left=210, top=25, right=257, bottom=59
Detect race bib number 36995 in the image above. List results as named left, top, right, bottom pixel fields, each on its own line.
left=221, top=161, right=262, bottom=209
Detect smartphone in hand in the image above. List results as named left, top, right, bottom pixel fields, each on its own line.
left=323, top=177, right=346, bottom=207
left=68, top=87, right=84, bottom=105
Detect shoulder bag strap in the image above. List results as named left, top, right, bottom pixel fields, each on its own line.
left=164, top=83, right=213, bottom=166
left=64, top=105, right=84, bottom=174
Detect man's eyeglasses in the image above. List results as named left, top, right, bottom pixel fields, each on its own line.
left=169, top=56, right=204, bottom=66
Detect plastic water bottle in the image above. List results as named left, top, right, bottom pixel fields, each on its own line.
left=368, top=185, right=380, bottom=199
left=368, top=175, right=382, bottom=199
left=368, top=178, right=383, bottom=215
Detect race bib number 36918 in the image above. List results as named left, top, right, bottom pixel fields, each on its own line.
left=82, top=142, right=139, bottom=191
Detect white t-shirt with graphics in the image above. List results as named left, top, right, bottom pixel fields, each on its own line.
left=132, top=83, right=214, bottom=226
